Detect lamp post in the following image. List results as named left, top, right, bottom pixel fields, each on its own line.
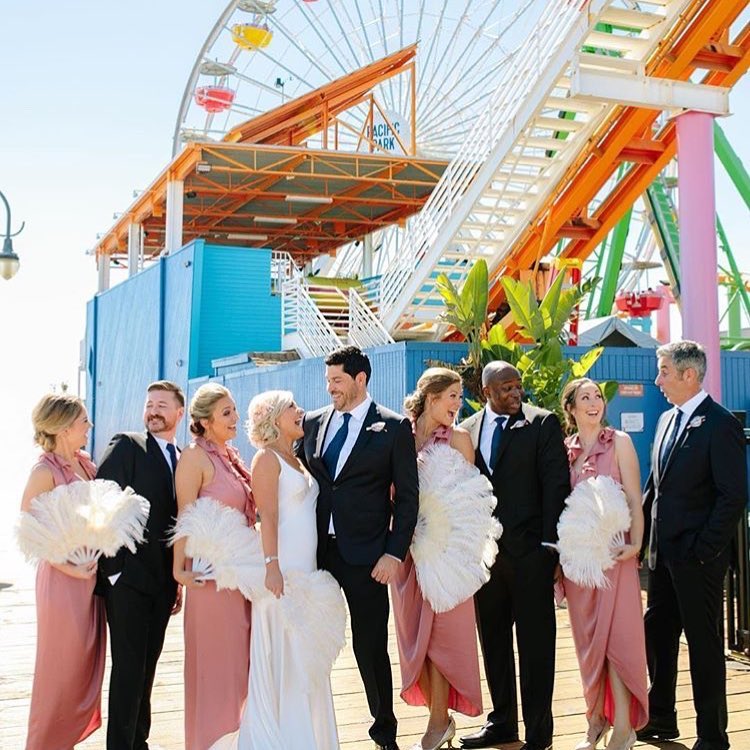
left=0, top=190, right=24, bottom=280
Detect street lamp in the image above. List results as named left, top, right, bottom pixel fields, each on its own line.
left=0, top=190, right=25, bottom=280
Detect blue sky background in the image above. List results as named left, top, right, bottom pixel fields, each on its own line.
left=0, top=2, right=748, bottom=538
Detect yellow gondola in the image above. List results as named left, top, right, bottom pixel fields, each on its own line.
left=231, top=23, right=273, bottom=50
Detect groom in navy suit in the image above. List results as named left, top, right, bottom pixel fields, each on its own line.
left=298, top=346, right=419, bottom=750
left=640, top=341, right=747, bottom=750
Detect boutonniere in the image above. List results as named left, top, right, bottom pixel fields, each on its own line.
left=366, top=421, right=387, bottom=433
left=509, top=419, right=529, bottom=430
left=687, top=415, right=706, bottom=430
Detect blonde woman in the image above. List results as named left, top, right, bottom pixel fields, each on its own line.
left=560, top=378, right=647, bottom=750
left=21, top=394, right=106, bottom=750
left=392, top=367, right=483, bottom=750
left=174, top=383, right=255, bottom=750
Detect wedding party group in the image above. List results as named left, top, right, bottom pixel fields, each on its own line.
left=18, top=340, right=748, bottom=750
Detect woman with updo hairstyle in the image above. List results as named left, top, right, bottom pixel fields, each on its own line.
left=174, top=383, right=256, bottom=750
left=21, top=393, right=106, bottom=749
left=392, top=367, right=484, bottom=750
left=560, top=378, right=647, bottom=750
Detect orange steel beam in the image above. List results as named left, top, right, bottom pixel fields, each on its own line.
left=486, top=0, right=748, bottom=312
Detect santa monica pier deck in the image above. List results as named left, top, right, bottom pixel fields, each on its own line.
left=2, top=546, right=750, bottom=750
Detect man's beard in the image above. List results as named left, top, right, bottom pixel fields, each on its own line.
left=146, top=416, right=173, bottom=432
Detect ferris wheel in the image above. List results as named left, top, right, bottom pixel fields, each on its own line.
left=173, top=0, right=545, bottom=161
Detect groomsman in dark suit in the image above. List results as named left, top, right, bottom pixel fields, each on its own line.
left=639, top=341, right=747, bottom=750
left=97, top=381, right=185, bottom=750
left=459, top=361, right=570, bottom=750
left=298, top=346, right=419, bottom=750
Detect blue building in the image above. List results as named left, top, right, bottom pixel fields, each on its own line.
left=85, top=243, right=750, bottom=478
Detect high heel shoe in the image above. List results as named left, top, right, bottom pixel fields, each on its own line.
left=573, top=720, right=610, bottom=750
left=410, top=716, right=456, bottom=750
left=605, top=728, right=636, bottom=750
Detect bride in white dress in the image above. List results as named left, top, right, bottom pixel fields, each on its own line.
left=239, top=390, right=339, bottom=750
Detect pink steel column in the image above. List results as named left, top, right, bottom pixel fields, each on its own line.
left=654, top=284, right=672, bottom=344
left=676, top=111, right=721, bottom=399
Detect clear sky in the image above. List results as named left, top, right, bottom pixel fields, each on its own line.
left=1, top=2, right=748, bottom=543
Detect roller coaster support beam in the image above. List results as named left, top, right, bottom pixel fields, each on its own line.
left=676, top=111, right=721, bottom=399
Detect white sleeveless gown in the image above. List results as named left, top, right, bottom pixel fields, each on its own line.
left=236, top=453, right=339, bottom=750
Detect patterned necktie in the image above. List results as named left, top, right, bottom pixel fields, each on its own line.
left=489, top=415, right=506, bottom=469
left=166, top=443, right=178, bottom=475
left=659, top=408, right=683, bottom=474
left=323, top=413, right=352, bottom=477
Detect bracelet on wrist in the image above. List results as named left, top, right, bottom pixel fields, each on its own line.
left=264, top=555, right=278, bottom=565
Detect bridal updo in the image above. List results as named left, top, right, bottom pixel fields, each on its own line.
left=404, top=367, right=462, bottom=420
left=247, top=390, right=294, bottom=448
left=32, top=393, right=85, bottom=452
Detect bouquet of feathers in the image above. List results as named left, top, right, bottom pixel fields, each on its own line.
left=411, top=442, right=502, bottom=613
left=16, top=479, right=150, bottom=565
left=555, top=475, right=631, bottom=588
left=171, top=497, right=346, bottom=688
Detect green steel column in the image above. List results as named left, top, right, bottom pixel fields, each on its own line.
left=714, top=122, right=750, bottom=211
left=596, top=207, right=632, bottom=317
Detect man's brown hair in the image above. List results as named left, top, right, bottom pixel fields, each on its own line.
left=146, top=380, right=185, bottom=407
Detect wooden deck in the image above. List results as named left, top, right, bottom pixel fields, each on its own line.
left=2, top=549, right=749, bottom=750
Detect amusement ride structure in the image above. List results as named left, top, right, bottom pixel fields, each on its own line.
left=93, top=0, right=750, bottom=372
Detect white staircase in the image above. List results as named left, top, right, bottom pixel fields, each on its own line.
left=374, top=0, right=693, bottom=337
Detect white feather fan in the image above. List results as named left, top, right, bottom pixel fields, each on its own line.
left=411, top=442, right=502, bottom=613
left=16, top=479, right=150, bottom=565
left=556, top=475, right=631, bottom=589
left=171, top=497, right=346, bottom=687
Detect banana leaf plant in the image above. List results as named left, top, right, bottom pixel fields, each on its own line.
left=436, top=260, right=617, bottom=420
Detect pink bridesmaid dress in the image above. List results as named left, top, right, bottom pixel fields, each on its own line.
left=25, top=451, right=106, bottom=750
left=184, top=436, right=256, bottom=750
left=391, top=425, right=482, bottom=717
left=562, top=427, right=649, bottom=730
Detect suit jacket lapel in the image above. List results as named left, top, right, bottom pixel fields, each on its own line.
left=659, top=396, right=712, bottom=482
left=146, top=432, right=173, bottom=493
left=652, top=411, right=671, bottom=488
left=313, top=407, right=335, bottom=463
left=336, top=401, right=378, bottom=481
left=492, top=409, right=526, bottom=470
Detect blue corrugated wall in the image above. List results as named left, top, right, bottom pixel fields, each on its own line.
left=200, top=343, right=750, bottom=480
left=86, top=242, right=282, bottom=458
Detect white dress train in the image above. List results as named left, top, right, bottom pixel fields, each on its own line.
left=211, top=452, right=339, bottom=750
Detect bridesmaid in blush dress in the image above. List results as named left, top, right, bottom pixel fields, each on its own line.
left=560, top=379, right=648, bottom=750
left=21, top=393, right=106, bottom=750
left=392, top=368, right=483, bottom=750
left=173, top=384, right=256, bottom=750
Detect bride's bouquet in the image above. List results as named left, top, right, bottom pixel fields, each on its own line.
left=16, top=479, right=150, bottom=566
left=411, top=442, right=502, bottom=613
left=555, top=475, right=631, bottom=588
left=171, top=497, right=346, bottom=689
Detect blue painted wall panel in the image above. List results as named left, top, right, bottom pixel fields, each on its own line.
left=194, top=244, right=281, bottom=378
left=92, top=264, right=162, bottom=459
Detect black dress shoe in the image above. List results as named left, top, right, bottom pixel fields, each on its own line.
left=519, top=744, right=552, bottom=750
left=460, top=723, right=519, bottom=748
left=636, top=721, right=679, bottom=742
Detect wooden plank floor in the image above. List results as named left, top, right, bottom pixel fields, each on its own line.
left=2, top=550, right=749, bottom=750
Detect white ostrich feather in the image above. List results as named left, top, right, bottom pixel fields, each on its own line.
left=16, top=480, right=150, bottom=565
left=557, top=475, right=631, bottom=588
left=411, top=442, right=502, bottom=613
left=171, top=497, right=346, bottom=686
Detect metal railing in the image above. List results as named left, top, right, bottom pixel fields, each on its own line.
left=376, top=0, right=607, bottom=329
left=348, top=287, right=394, bottom=350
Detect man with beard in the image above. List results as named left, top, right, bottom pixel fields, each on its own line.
left=459, top=362, right=570, bottom=750
left=97, top=381, right=185, bottom=750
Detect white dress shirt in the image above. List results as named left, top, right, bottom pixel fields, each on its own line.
left=323, top=394, right=372, bottom=534
left=479, top=404, right=510, bottom=473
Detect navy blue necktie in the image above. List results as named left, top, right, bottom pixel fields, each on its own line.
left=166, top=443, right=178, bottom=475
left=489, top=416, right=506, bottom=468
left=323, top=413, right=352, bottom=477
left=659, top=408, right=683, bottom=474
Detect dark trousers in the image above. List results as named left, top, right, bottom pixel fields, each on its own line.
left=323, top=539, right=397, bottom=745
left=644, top=551, right=730, bottom=749
left=104, top=581, right=175, bottom=750
left=474, top=548, right=556, bottom=748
